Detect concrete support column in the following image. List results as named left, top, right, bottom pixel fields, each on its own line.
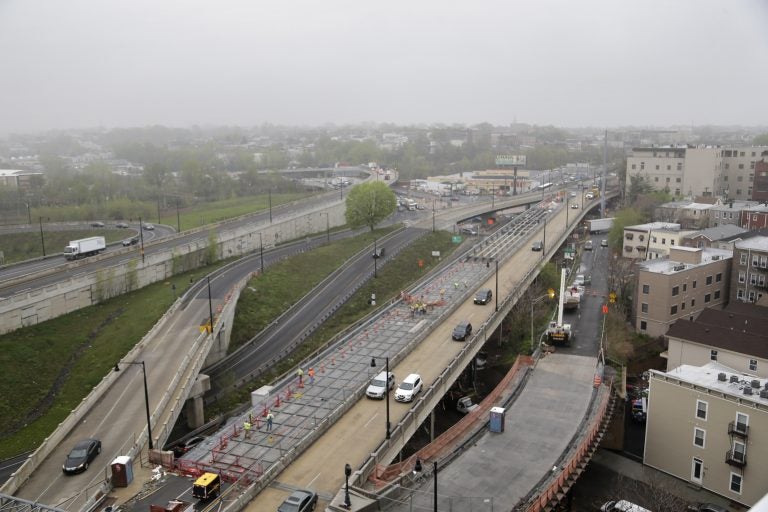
left=430, top=409, right=435, bottom=442
left=185, top=374, right=211, bottom=429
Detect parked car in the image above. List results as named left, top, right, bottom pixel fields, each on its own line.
left=366, top=371, right=395, bottom=399
left=115, top=222, right=129, bottom=228
left=574, top=274, right=590, bottom=287
left=531, top=241, right=543, bottom=251
left=122, top=235, right=140, bottom=247
left=584, top=240, right=593, bottom=251
left=143, top=223, right=155, bottom=230
left=62, top=438, right=101, bottom=474
left=278, top=489, right=318, bottom=512
left=456, top=396, right=479, bottom=414
left=600, top=500, right=651, bottom=512
left=90, top=221, right=105, bottom=228
left=452, top=320, right=473, bottom=341
left=601, top=239, right=608, bottom=247
left=460, top=226, right=478, bottom=236
left=173, top=435, right=206, bottom=457
left=687, top=503, right=728, bottom=512
left=372, top=247, right=385, bottom=259
left=395, top=373, right=423, bottom=403
left=473, top=289, right=492, bottom=305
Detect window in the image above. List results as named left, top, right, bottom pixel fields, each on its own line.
left=730, top=473, right=742, bottom=494
left=670, top=305, right=678, bottom=315
left=672, top=286, right=679, bottom=296
left=655, top=164, right=659, bottom=170
left=738, top=289, right=744, bottom=300
left=662, top=238, right=667, bottom=244
left=641, top=303, right=648, bottom=313
left=696, top=400, right=708, bottom=419
left=715, top=290, right=721, bottom=300
left=691, top=299, right=695, bottom=307
left=642, top=284, right=650, bottom=294
left=740, top=253, right=748, bottom=265
left=631, top=164, right=636, bottom=170
left=736, top=412, right=749, bottom=433
left=654, top=177, right=659, bottom=182
left=677, top=163, right=682, bottom=171
left=749, top=359, right=757, bottom=371
left=706, top=275, right=713, bottom=285
left=652, top=236, right=657, bottom=243
left=739, top=163, right=745, bottom=169
left=716, top=272, right=722, bottom=282
left=694, top=427, right=705, bottom=447
left=667, top=165, right=671, bottom=170
left=640, top=320, right=647, bottom=330
left=738, top=175, right=744, bottom=181
left=681, top=301, right=686, bottom=311
left=705, top=293, right=711, bottom=303
left=733, top=441, right=746, bottom=463
left=710, top=350, right=718, bottom=361
left=676, top=177, right=681, bottom=183
left=641, top=162, right=645, bottom=170
left=752, top=255, right=759, bottom=266
left=693, top=280, right=697, bottom=288
left=739, top=271, right=746, bottom=284
left=749, top=291, right=756, bottom=302
left=692, top=458, right=703, bottom=484
left=683, top=283, right=687, bottom=292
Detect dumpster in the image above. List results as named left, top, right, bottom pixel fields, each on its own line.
left=110, top=455, right=134, bottom=487
left=489, top=406, right=505, bottom=433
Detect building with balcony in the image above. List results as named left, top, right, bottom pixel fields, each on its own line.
left=731, top=235, right=768, bottom=303
left=634, top=246, right=731, bottom=337
left=644, top=362, right=768, bottom=507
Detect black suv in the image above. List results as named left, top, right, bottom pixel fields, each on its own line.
left=474, top=289, right=492, bottom=305
left=452, top=320, right=473, bottom=341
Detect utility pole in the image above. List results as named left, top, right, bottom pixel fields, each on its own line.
left=601, top=129, right=607, bottom=218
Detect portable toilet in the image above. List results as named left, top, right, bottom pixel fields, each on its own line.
left=489, top=406, right=505, bottom=433
left=110, top=455, right=134, bottom=487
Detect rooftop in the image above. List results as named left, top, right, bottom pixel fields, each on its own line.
left=683, top=224, right=747, bottom=241
left=735, top=236, right=768, bottom=251
left=626, top=222, right=681, bottom=232
left=639, top=247, right=731, bottom=274
left=667, top=306, right=768, bottom=360
left=654, top=362, right=768, bottom=406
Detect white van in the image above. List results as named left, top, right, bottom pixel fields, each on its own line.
left=600, top=500, right=652, bottom=512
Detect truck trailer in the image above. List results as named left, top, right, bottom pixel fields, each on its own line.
left=588, top=217, right=615, bottom=234
left=64, top=236, right=106, bottom=260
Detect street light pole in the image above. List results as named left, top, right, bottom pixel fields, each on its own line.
left=258, top=232, right=264, bottom=272
left=113, top=361, right=153, bottom=449
left=542, top=216, right=547, bottom=257
left=373, top=238, right=378, bottom=278
left=139, top=216, right=145, bottom=263
left=344, top=463, right=352, bottom=509
left=324, top=212, right=330, bottom=242
left=38, top=216, right=47, bottom=257
left=370, top=357, right=391, bottom=439
left=268, top=189, right=273, bottom=224
left=26, top=202, right=31, bottom=224
left=433, top=461, right=438, bottom=512
left=432, top=200, right=436, bottom=233
left=176, top=197, right=181, bottom=233
left=207, top=276, right=214, bottom=335
left=495, top=259, right=499, bottom=312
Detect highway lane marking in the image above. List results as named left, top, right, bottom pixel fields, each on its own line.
left=363, top=412, right=379, bottom=429
left=306, top=472, right=322, bottom=489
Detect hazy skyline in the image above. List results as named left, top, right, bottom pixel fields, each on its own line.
left=1, top=0, right=767, bottom=134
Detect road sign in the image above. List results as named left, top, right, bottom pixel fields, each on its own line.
left=452, top=235, right=462, bottom=244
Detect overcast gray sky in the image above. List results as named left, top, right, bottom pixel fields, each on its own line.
left=1, top=0, right=767, bottom=134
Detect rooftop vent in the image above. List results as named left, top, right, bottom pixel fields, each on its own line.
left=761, top=389, right=768, bottom=399
left=752, top=380, right=761, bottom=388
left=730, top=375, right=740, bottom=383
left=712, top=255, right=720, bottom=261
left=744, top=387, right=753, bottom=396
left=718, top=373, right=727, bottom=381
left=673, top=264, right=686, bottom=271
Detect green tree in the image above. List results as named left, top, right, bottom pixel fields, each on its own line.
left=753, top=133, right=768, bottom=146
left=344, top=182, right=397, bottom=231
left=607, top=207, right=645, bottom=250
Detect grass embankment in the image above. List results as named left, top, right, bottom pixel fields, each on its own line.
left=0, top=265, right=226, bottom=459
left=209, top=231, right=461, bottom=415
left=0, top=227, right=460, bottom=458
left=0, top=192, right=314, bottom=264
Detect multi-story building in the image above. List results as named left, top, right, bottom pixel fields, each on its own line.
left=634, top=246, right=731, bottom=337
left=730, top=235, right=768, bottom=304
left=665, top=303, right=768, bottom=377
left=626, top=146, right=768, bottom=201
left=740, top=204, right=768, bottom=231
left=0, top=169, right=44, bottom=191
left=622, top=222, right=688, bottom=260
left=753, top=159, right=768, bottom=202
left=644, top=362, right=768, bottom=507
left=709, top=200, right=765, bottom=227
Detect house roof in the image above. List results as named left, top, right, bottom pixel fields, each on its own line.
left=655, top=362, right=768, bottom=406
left=720, top=227, right=768, bottom=243
left=667, top=306, right=768, bottom=359
left=735, top=236, right=768, bottom=251
left=683, top=224, right=747, bottom=242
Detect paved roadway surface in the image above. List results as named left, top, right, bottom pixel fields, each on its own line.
left=233, top=198, right=599, bottom=511
left=385, top=235, right=611, bottom=511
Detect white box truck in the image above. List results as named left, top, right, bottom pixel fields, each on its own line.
left=588, top=218, right=615, bottom=234
left=64, top=236, right=106, bottom=260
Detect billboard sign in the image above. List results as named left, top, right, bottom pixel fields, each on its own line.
left=495, top=155, right=527, bottom=166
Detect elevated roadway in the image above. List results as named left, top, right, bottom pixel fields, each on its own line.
left=5, top=182, right=615, bottom=511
